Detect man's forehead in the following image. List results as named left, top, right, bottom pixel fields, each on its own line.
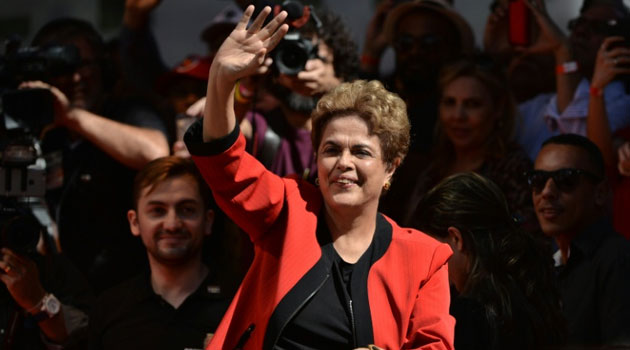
left=139, top=175, right=201, bottom=202
left=535, top=144, right=591, bottom=170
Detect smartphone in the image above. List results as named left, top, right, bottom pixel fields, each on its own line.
left=605, top=19, right=630, bottom=93
left=508, top=0, right=530, bottom=47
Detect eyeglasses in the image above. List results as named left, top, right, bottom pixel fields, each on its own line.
left=525, top=168, right=602, bottom=193
left=394, top=33, right=444, bottom=52
left=567, top=17, right=619, bottom=35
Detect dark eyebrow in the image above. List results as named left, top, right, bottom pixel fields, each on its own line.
left=145, top=199, right=200, bottom=206
left=351, top=143, right=375, bottom=151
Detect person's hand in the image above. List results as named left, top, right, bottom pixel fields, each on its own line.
left=591, top=36, right=630, bottom=90
left=0, top=248, right=47, bottom=312
left=19, top=81, right=74, bottom=128
left=212, top=6, right=288, bottom=85
left=483, top=0, right=512, bottom=55
left=363, top=0, right=395, bottom=59
left=124, top=0, right=162, bottom=29
left=125, top=0, right=162, bottom=13
left=618, top=142, right=630, bottom=176
left=186, top=96, right=206, bottom=118
left=517, top=0, right=569, bottom=57
left=294, top=56, right=341, bottom=96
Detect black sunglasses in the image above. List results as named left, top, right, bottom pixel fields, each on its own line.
left=394, top=33, right=443, bottom=52
left=525, top=168, right=602, bottom=193
left=567, top=17, right=618, bottom=35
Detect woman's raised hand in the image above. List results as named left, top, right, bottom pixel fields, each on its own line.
left=213, top=6, right=288, bottom=83
left=518, top=0, right=569, bottom=56
left=591, top=36, right=630, bottom=90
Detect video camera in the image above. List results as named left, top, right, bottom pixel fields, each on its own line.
left=271, top=1, right=323, bottom=75
left=0, top=39, right=80, bottom=254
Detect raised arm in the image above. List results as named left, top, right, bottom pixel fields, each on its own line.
left=587, top=37, right=630, bottom=169
left=203, top=6, right=288, bottom=142
left=19, top=81, right=169, bottom=170
left=520, top=0, right=580, bottom=113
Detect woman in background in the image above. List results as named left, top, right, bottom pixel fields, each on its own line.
left=414, top=172, right=565, bottom=350
left=382, top=56, right=534, bottom=230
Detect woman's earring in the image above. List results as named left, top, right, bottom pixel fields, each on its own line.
left=315, top=178, right=320, bottom=186
left=383, top=181, right=391, bottom=191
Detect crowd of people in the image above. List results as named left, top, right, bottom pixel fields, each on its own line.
left=1, top=0, right=630, bottom=349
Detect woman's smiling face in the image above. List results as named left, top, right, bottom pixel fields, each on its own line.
left=439, top=76, right=498, bottom=152
left=316, top=114, right=395, bottom=211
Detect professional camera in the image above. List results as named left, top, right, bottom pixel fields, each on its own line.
left=0, top=42, right=81, bottom=86
left=0, top=41, right=80, bottom=254
left=271, top=1, right=322, bottom=75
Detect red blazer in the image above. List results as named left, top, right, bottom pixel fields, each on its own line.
left=187, top=124, right=455, bottom=350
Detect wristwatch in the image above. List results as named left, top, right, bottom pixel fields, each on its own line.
left=30, top=293, right=61, bottom=322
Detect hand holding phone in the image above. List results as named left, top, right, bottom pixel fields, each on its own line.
left=508, top=0, right=531, bottom=46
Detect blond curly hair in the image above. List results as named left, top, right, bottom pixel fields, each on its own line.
left=311, top=80, right=410, bottom=165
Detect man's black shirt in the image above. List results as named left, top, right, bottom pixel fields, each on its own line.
left=88, top=270, right=230, bottom=350
left=555, top=218, right=630, bottom=345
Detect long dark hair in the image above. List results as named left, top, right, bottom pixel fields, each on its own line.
left=431, top=55, right=517, bottom=179
left=415, top=173, right=565, bottom=349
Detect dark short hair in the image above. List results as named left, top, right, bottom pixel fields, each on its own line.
left=32, top=18, right=105, bottom=59
left=415, top=172, right=566, bottom=346
left=285, top=8, right=359, bottom=82
left=132, top=156, right=213, bottom=210
left=541, top=134, right=605, bottom=178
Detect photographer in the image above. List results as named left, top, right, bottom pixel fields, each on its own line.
left=21, top=18, right=169, bottom=293
left=246, top=3, right=357, bottom=181
left=193, top=1, right=357, bottom=182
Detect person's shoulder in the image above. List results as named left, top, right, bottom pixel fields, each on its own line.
left=384, top=214, right=451, bottom=258
left=517, top=92, right=555, bottom=117
left=283, top=174, right=321, bottom=207
left=386, top=215, right=440, bottom=243
left=90, top=273, right=151, bottom=330
left=595, top=230, right=630, bottom=265
left=95, top=273, right=148, bottom=306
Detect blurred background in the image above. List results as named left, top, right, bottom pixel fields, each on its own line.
left=0, top=0, right=596, bottom=67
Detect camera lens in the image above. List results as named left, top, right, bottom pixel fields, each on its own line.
left=1, top=214, right=41, bottom=254
left=273, top=35, right=317, bottom=76
left=278, top=44, right=308, bottom=72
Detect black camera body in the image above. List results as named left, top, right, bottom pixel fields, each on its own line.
left=0, top=200, right=41, bottom=254
left=0, top=44, right=80, bottom=87
left=0, top=43, right=79, bottom=254
left=273, top=31, right=319, bottom=75
left=271, top=1, right=322, bottom=75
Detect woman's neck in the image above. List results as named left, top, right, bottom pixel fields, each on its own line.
left=448, top=146, right=487, bottom=175
left=324, top=203, right=378, bottom=264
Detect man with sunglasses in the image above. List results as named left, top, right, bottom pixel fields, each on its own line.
left=516, top=0, right=630, bottom=161
left=527, top=133, right=630, bottom=346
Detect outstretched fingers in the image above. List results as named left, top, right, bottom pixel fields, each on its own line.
left=247, top=6, right=272, bottom=34
left=235, top=5, right=255, bottom=31
left=263, top=22, right=289, bottom=53
left=259, top=10, right=288, bottom=42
